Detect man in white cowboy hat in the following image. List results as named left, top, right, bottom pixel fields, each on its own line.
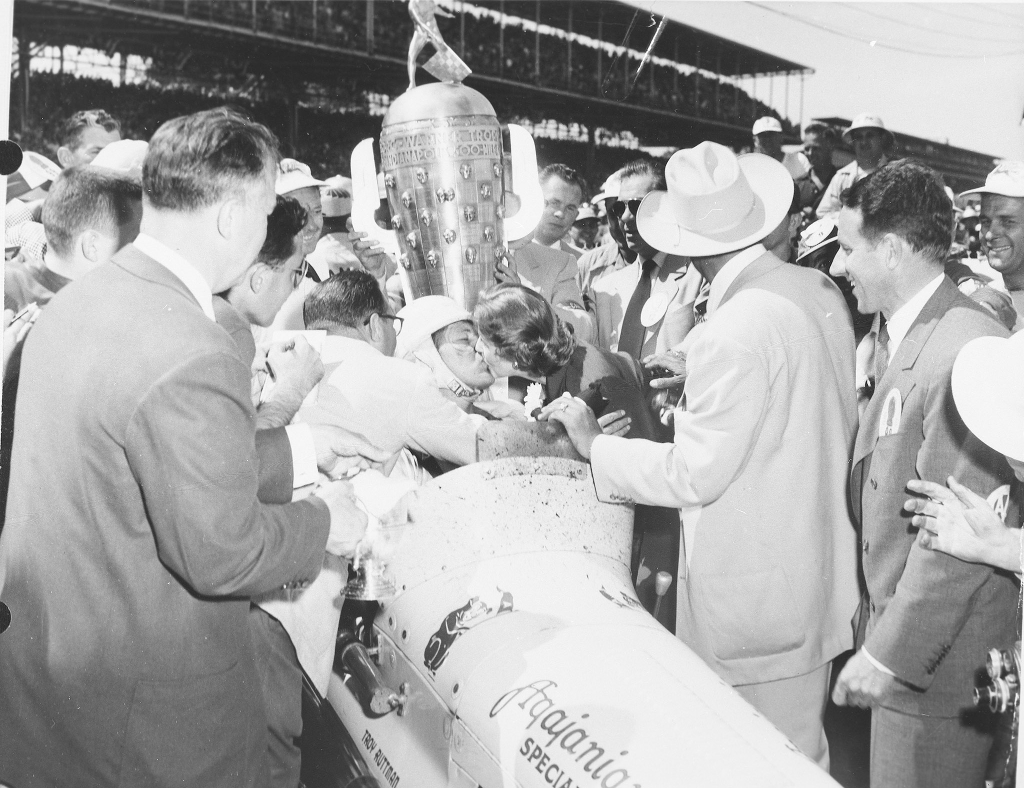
left=752, top=115, right=810, bottom=181
left=816, top=113, right=893, bottom=218
left=961, top=160, right=1024, bottom=330
left=828, top=160, right=1017, bottom=788
left=543, top=141, right=860, bottom=769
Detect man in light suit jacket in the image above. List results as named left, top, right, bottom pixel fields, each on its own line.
left=829, top=161, right=1018, bottom=788
left=545, top=142, right=860, bottom=769
left=0, top=108, right=371, bottom=788
left=588, top=159, right=703, bottom=357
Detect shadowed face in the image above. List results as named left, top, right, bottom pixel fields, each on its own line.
left=536, top=176, right=583, bottom=246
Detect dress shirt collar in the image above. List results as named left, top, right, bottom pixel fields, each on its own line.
left=884, top=273, right=944, bottom=363
left=707, top=243, right=766, bottom=317
left=637, top=250, right=668, bottom=280
left=133, top=233, right=216, bottom=321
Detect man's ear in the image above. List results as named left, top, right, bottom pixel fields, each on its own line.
left=79, top=229, right=102, bottom=263
left=216, top=197, right=239, bottom=241
left=56, top=146, right=75, bottom=168
left=882, top=232, right=904, bottom=270
left=364, top=311, right=384, bottom=343
left=248, top=265, right=267, bottom=294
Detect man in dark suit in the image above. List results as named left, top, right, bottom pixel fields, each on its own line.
left=0, top=108, right=369, bottom=787
left=830, top=161, right=1019, bottom=788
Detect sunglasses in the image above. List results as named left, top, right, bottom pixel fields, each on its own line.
left=610, top=199, right=644, bottom=219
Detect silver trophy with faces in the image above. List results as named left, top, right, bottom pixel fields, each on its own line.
left=350, top=4, right=540, bottom=311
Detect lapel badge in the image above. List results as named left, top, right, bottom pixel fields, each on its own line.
left=878, top=388, right=902, bottom=437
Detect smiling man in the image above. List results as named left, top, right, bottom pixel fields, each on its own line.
left=829, top=160, right=1017, bottom=788
left=961, top=160, right=1024, bottom=330
left=56, top=109, right=122, bottom=168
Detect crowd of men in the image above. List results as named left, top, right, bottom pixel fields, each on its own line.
left=0, top=103, right=1021, bottom=788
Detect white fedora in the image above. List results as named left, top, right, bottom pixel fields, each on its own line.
left=951, top=331, right=1024, bottom=462
left=636, top=141, right=793, bottom=257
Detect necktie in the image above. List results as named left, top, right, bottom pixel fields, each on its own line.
left=693, top=282, right=711, bottom=324
left=618, top=259, right=657, bottom=359
left=874, top=317, right=890, bottom=387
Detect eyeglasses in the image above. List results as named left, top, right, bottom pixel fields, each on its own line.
left=290, top=258, right=309, bottom=288
left=364, top=313, right=404, bottom=335
left=610, top=199, right=644, bottom=219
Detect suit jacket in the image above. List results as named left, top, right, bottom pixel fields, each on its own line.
left=590, top=255, right=703, bottom=356
left=0, top=244, right=331, bottom=787
left=590, top=252, right=861, bottom=685
left=513, top=242, right=595, bottom=343
left=852, top=277, right=1019, bottom=717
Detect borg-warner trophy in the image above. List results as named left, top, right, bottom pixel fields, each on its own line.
left=350, top=2, right=541, bottom=312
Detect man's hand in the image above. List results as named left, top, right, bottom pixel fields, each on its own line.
left=642, top=349, right=687, bottom=390
left=265, top=336, right=324, bottom=401
left=538, top=396, right=603, bottom=459
left=307, top=424, right=390, bottom=476
left=315, top=479, right=368, bottom=558
left=905, top=477, right=1021, bottom=573
left=597, top=409, right=631, bottom=438
left=346, top=218, right=394, bottom=280
left=832, top=649, right=896, bottom=708
left=494, top=253, right=522, bottom=286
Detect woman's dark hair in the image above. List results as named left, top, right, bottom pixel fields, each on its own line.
left=473, top=284, right=576, bottom=377
left=257, top=195, right=307, bottom=269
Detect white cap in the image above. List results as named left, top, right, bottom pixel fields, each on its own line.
left=575, top=204, right=597, bottom=222
left=276, top=158, right=326, bottom=195
left=959, top=160, right=1024, bottom=200
left=90, top=139, right=148, bottom=181
left=752, top=117, right=784, bottom=136
left=321, top=175, right=353, bottom=218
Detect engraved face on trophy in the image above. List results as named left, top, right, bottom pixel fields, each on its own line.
left=426, top=250, right=440, bottom=268
left=416, top=167, right=428, bottom=184
left=399, top=253, right=411, bottom=269
left=407, top=232, right=419, bottom=249
left=492, top=162, right=503, bottom=178
left=479, top=183, right=492, bottom=199
left=464, top=206, right=477, bottom=222
left=460, top=164, right=473, bottom=179
left=392, top=215, right=403, bottom=230
left=495, top=203, right=505, bottom=219
left=436, top=187, right=455, bottom=203
left=443, top=229, right=456, bottom=244
left=420, top=210, right=433, bottom=227
left=384, top=173, right=396, bottom=189
left=465, top=247, right=478, bottom=265
left=483, top=226, right=495, bottom=242
left=402, top=191, right=414, bottom=209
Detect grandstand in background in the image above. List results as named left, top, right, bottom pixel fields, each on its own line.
left=13, top=0, right=811, bottom=183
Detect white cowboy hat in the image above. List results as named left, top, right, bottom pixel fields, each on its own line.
left=959, top=160, right=1024, bottom=199
left=394, top=295, right=473, bottom=361
left=636, top=142, right=793, bottom=257
left=842, top=113, right=894, bottom=145
left=951, top=331, right=1024, bottom=462
left=275, top=158, right=326, bottom=195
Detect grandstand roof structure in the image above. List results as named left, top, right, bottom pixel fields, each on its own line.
left=14, top=0, right=812, bottom=155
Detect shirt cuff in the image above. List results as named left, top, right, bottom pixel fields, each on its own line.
left=862, top=647, right=896, bottom=677
left=285, top=423, right=319, bottom=489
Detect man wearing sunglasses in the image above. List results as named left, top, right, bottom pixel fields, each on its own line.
left=589, top=159, right=704, bottom=359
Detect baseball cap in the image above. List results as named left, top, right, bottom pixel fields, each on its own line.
left=752, top=117, right=783, bottom=136
left=276, top=158, right=326, bottom=195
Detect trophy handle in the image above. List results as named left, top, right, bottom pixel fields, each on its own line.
left=350, top=138, right=401, bottom=259
left=502, top=124, right=543, bottom=243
